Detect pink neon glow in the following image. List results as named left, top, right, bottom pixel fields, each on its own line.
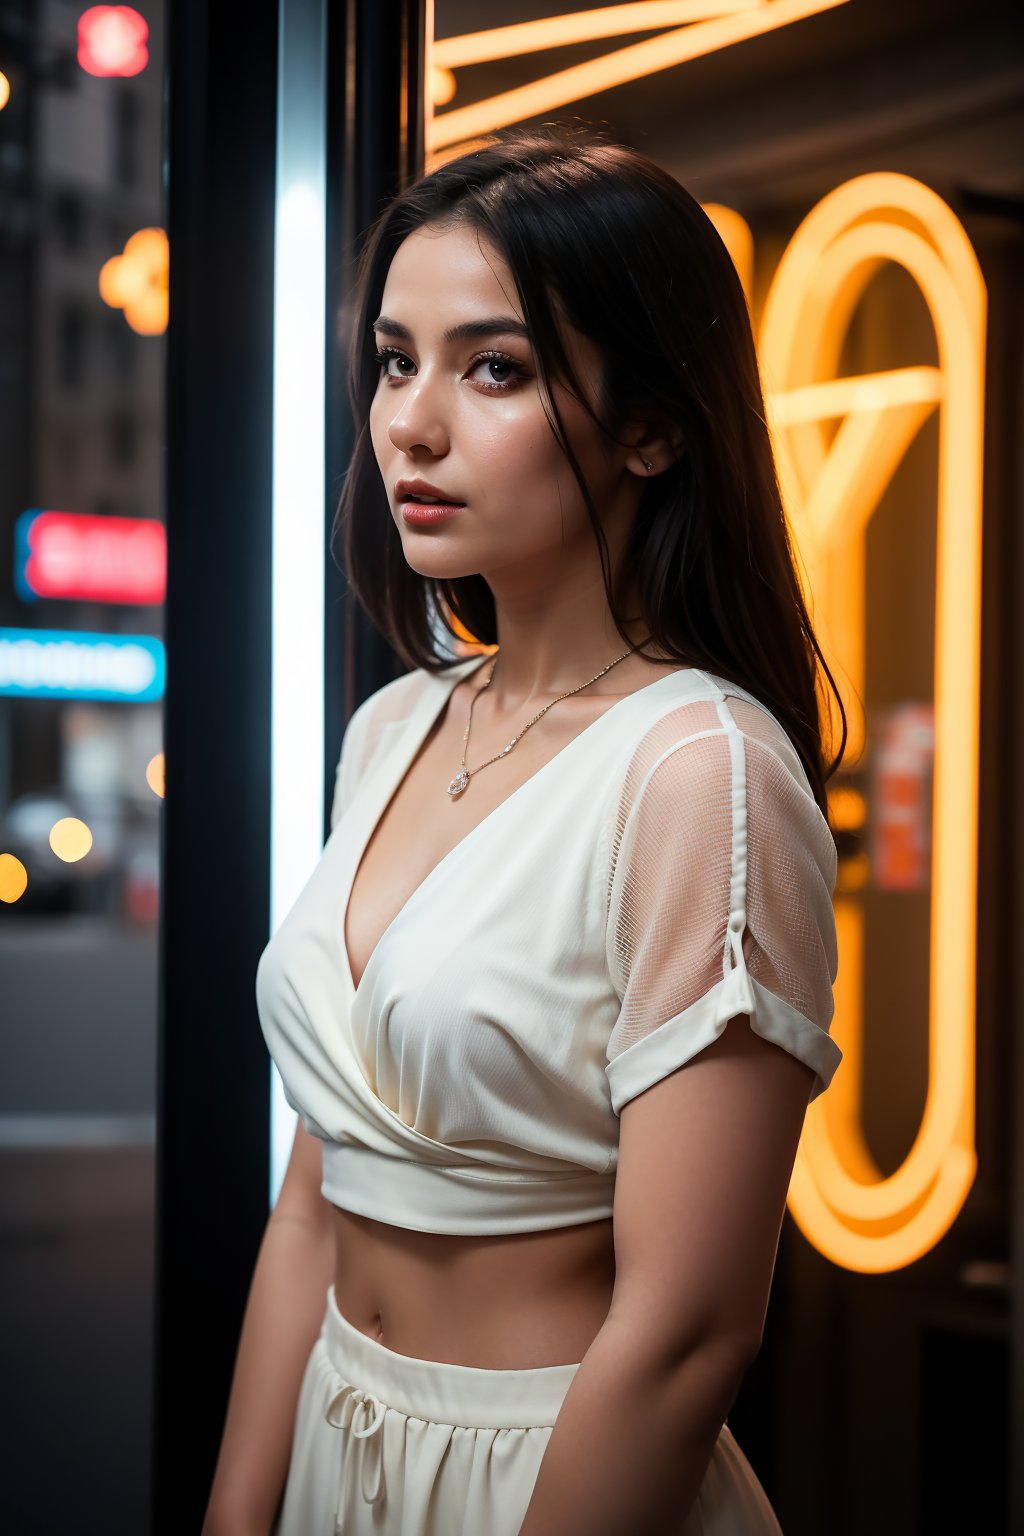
left=78, top=6, right=149, bottom=78
left=24, top=512, right=166, bottom=604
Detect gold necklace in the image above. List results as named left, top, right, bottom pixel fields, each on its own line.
left=446, top=645, right=637, bottom=799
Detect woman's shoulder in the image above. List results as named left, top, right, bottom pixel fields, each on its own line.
left=341, top=654, right=483, bottom=773
left=351, top=663, right=427, bottom=728
left=348, top=653, right=474, bottom=729
left=608, top=664, right=813, bottom=817
left=331, top=662, right=452, bottom=827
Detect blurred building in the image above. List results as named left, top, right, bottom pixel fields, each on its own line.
left=0, top=3, right=165, bottom=1531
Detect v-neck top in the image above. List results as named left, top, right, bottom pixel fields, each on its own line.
left=255, top=654, right=843, bottom=1234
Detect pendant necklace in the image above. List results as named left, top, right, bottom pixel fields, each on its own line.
left=446, top=645, right=637, bottom=799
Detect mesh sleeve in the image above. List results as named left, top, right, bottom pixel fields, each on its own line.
left=604, top=695, right=842, bottom=1115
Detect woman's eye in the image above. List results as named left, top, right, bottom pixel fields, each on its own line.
left=372, top=345, right=526, bottom=393
left=470, top=353, right=523, bottom=390
left=373, top=347, right=414, bottom=379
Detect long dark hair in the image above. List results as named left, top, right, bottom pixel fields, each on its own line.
left=334, top=123, right=847, bottom=824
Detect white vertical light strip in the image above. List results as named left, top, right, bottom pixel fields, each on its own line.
left=269, top=0, right=327, bottom=1207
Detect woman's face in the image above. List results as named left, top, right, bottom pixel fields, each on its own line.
left=368, top=221, right=636, bottom=587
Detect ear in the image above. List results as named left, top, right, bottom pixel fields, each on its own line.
left=623, top=416, right=686, bottom=479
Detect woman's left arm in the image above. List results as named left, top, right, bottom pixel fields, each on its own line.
left=517, top=1014, right=816, bottom=1536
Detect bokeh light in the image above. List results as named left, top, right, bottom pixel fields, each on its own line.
left=0, top=852, right=28, bottom=902
left=145, top=751, right=165, bottom=798
left=78, top=5, right=149, bottom=78
left=99, top=226, right=168, bottom=336
left=49, top=817, right=94, bottom=863
left=0, top=71, right=11, bottom=112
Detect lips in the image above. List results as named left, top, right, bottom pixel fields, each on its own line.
left=395, top=477, right=466, bottom=505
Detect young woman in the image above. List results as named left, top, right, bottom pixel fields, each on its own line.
left=204, top=124, right=847, bottom=1536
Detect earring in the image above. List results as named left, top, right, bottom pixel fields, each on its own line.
left=642, top=457, right=653, bottom=472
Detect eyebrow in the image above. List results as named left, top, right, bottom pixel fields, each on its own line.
left=372, top=314, right=531, bottom=344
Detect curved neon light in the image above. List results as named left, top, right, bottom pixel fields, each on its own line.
left=759, top=173, right=986, bottom=1272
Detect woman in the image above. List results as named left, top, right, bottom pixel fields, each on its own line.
left=204, top=124, right=847, bottom=1536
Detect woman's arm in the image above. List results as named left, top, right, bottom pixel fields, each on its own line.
left=517, top=1016, right=815, bottom=1536
left=202, top=1119, right=335, bottom=1536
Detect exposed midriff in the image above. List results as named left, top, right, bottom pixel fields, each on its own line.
left=329, top=1202, right=616, bottom=1368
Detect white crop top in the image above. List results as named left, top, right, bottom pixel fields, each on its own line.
left=256, top=654, right=843, bottom=1235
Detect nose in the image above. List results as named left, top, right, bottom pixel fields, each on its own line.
left=387, top=370, right=450, bottom=458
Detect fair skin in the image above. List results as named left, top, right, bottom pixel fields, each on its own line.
left=204, top=220, right=817, bottom=1535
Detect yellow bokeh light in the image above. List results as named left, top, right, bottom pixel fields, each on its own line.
left=49, top=817, right=94, bottom=863
left=0, top=852, right=28, bottom=903
left=99, top=226, right=168, bottom=336
left=0, top=71, right=10, bottom=112
left=827, top=783, right=866, bottom=831
left=834, top=851, right=870, bottom=894
left=146, top=752, right=165, bottom=798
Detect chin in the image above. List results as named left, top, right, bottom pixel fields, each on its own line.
left=400, top=549, right=479, bottom=581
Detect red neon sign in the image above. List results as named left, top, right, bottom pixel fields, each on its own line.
left=78, top=7, right=149, bottom=79
left=19, top=511, right=166, bottom=605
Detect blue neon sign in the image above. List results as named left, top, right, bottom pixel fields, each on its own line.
left=0, top=627, right=165, bottom=701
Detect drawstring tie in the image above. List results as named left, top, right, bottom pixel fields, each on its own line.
left=325, top=1378, right=389, bottom=1510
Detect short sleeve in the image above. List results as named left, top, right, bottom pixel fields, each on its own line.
left=604, top=693, right=843, bottom=1115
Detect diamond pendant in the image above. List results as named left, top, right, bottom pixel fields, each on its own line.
left=447, top=769, right=470, bottom=798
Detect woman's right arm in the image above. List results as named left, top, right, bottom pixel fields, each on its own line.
left=202, top=1118, right=335, bottom=1536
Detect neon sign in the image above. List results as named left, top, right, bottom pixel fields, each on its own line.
left=756, top=173, right=985, bottom=1274
left=16, top=511, right=166, bottom=605
left=426, top=0, right=853, bottom=161
left=0, top=627, right=165, bottom=701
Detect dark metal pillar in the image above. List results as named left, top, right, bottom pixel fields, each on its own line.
left=154, top=2, right=278, bottom=1529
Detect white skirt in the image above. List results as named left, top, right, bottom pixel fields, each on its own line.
left=272, top=1284, right=784, bottom=1536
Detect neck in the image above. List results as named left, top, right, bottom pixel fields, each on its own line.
left=474, top=577, right=650, bottom=712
